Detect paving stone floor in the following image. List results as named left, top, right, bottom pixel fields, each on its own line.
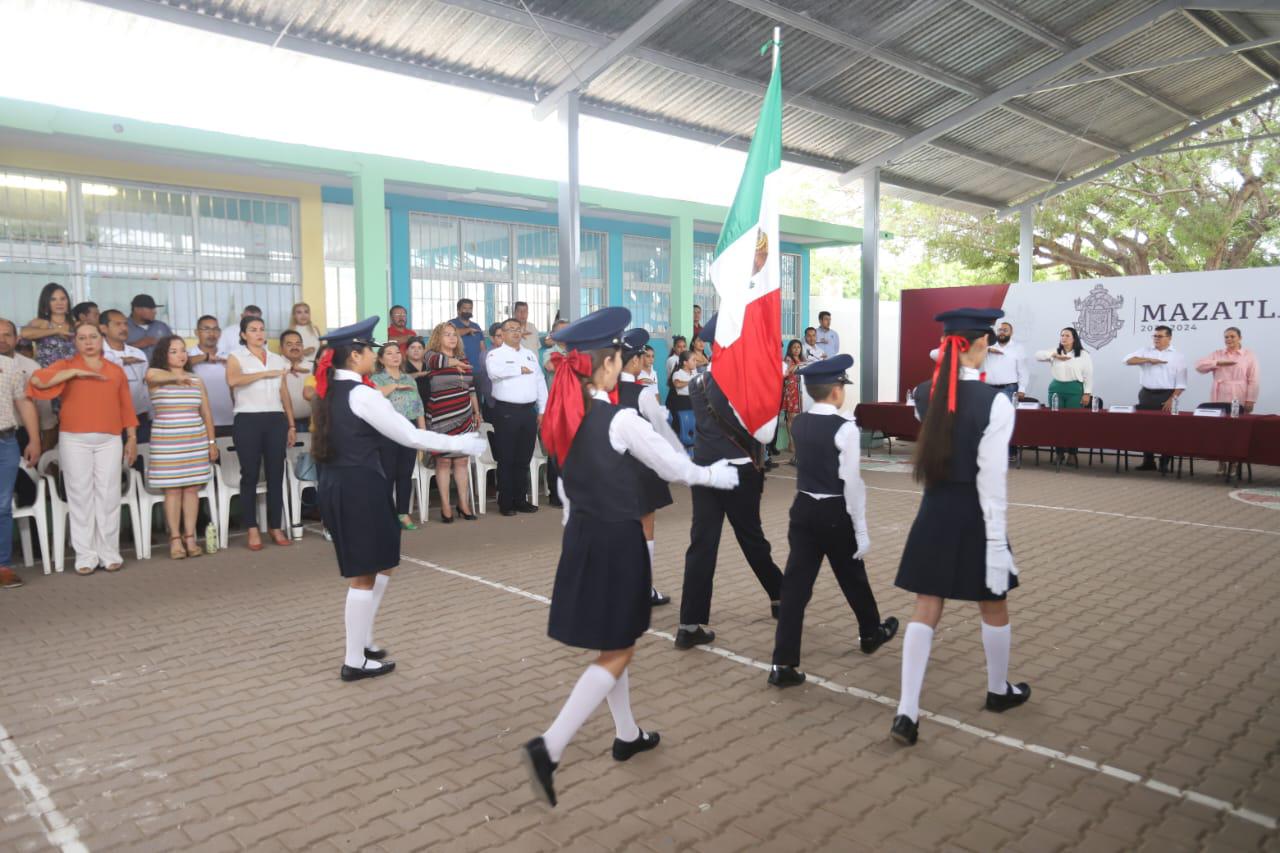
left=1, top=454, right=1278, bottom=852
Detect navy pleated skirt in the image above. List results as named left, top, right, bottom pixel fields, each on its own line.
left=318, top=465, right=401, bottom=577
left=895, top=482, right=1017, bottom=602
left=548, top=514, right=651, bottom=650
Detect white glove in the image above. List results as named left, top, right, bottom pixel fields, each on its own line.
left=852, top=529, right=870, bottom=560
left=456, top=435, right=490, bottom=458
left=704, top=459, right=740, bottom=490
left=985, top=540, right=1018, bottom=596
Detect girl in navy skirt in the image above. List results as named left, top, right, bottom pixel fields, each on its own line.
left=309, top=318, right=487, bottom=682
left=891, top=307, right=1031, bottom=746
left=522, top=307, right=738, bottom=807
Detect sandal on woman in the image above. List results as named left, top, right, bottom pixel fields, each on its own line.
left=269, top=529, right=292, bottom=547
left=184, top=535, right=202, bottom=558
left=399, top=515, right=418, bottom=531
left=246, top=529, right=264, bottom=551
left=170, top=536, right=187, bottom=560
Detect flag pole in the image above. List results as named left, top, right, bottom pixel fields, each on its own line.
left=771, top=26, right=780, bottom=70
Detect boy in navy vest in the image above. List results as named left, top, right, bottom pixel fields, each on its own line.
left=769, top=354, right=899, bottom=687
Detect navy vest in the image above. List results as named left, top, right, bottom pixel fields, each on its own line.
left=325, top=379, right=385, bottom=472
left=792, top=412, right=845, bottom=495
left=615, top=379, right=645, bottom=411
left=912, top=379, right=997, bottom=483
left=690, top=373, right=762, bottom=466
left=562, top=403, right=643, bottom=522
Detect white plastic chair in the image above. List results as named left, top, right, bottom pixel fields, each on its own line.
left=36, top=449, right=141, bottom=569
left=131, top=443, right=218, bottom=559
left=11, top=464, right=51, bottom=575
left=285, top=434, right=318, bottom=540
left=471, top=423, right=497, bottom=515
left=529, top=440, right=548, bottom=508
left=213, top=436, right=287, bottom=548
left=409, top=455, right=430, bottom=525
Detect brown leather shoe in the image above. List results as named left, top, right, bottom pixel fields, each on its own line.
left=0, top=567, right=23, bottom=589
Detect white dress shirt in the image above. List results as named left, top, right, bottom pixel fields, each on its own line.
left=983, top=341, right=1028, bottom=391
left=103, top=343, right=152, bottom=418
left=797, top=402, right=868, bottom=535
left=672, top=369, right=693, bottom=396
left=1034, top=348, right=1094, bottom=394
left=913, top=367, right=1014, bottom=544
left=230, top=347, right=290, bottom=414
left=485, top=343, right=549, bottom=412
left=815, top=326, right=840, bottom=359
left=1124, top=346, right=1188, bottom=390
left=189, top=347, right=234, bottom=427
left=620, top=373, right=683, bottom=453
left=801, top=342, right=825, bottom=362
left=338, top=369, right=478, bottom=454
left=638, top=368, right=657, bottom=386
left=665, top=353, right=680, bottom=379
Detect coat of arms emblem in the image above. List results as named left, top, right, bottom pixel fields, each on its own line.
left=1073, top=284, right=1125, bottom=348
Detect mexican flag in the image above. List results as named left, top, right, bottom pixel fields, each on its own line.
left=708, top=41, right=783, bottom=442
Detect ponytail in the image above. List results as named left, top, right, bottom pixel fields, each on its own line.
left=912, top=329, right=986, bottom=487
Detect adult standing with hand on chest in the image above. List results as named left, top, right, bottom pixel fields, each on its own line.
left=1125, top=325, right=1187, bottom=473
left=1196, top=326, right=1259, bottom=413
left=486, top=317, right=547, bottom=515
left=0, top=325, right=42, bottom=590
left=226, top=315, right=296, bottom=550
left=22, top=282, right=77, bottom=449
left=100, top=310, right=154, bottom=443
left=124, top=294, right=173, bottom=359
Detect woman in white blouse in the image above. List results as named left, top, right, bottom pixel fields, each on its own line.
left=1035, top=327, right=1093, bottom=465
left=226, top=316, right=297, bottom=550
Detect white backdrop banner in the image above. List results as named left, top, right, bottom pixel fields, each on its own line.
left=998, top=267, right=1276, bottom=413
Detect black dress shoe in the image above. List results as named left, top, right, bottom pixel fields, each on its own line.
left=860, top=616, right=900, bottom=654
left=457, top=506, right=477, bottom=521
left=650, top=588, right=671, bottom=606
left=674, top=626, right=715, bottom=650
left=439, top=510, right=455, bottom=524
left=516, top=502, right=539, bottom=514
left=890, top=714, right=918, bottom=745
left=364, top=646, right=388, bottom=661
left=340, top=659, right=396, bottom=682
left=985, top=682, right=1031, bottom=712
left=612, top=729, right=660, bottom=761
left=500, top=508, right=517, bottom=517
left=522, top=737, right=558, bottom=807
left=767, top=665, right=806, bottom=688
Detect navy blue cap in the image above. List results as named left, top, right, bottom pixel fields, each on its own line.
left=796, top=353, right=854, bottom=384
left=622, top=327, right=649, bottom=359
left=554, top=307, right=632, bottom=351
left=322, top=316, right=381, bottom=347
left=934, top=307, right=1004, bottom=335
left=700, top=312, right=717, bottom=344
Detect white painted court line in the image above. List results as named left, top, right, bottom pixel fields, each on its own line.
left=0, top=722, right=88, bottom=853
left=398, top=553, right=1279, bottom=831
left=771, top=474, right=1280, bottom=538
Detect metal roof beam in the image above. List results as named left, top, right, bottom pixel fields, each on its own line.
left=1180, top=9, right=1280, bottom=82
left=879, top=174, right=1006, bottom=211
left=959, top=0, right=1196, bottom=120
left=997, top=87, right=1280, bottom=217
left=1025, top=35, right=1280, bottom=94
left=838, top=0, right=1184, bottom=186
left=727, top=0, right=1129, bottom=153
left=530, top=0, right=696, bottom=121
left=1218, top=10, right=1280, bottom=75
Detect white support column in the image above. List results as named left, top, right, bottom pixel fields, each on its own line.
left=860, top=168, right=879, bottom=404
left=1019, top=206, right=1034, bottom=284
left=557, top=93, right=582, bottom=321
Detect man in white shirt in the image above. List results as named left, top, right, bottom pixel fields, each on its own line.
left=0, top=318, right=53, bottom=438
left=100, top=309, right=153, bottom=442
left=814, top=312, right=840, bottom=360
left=984, top=322, right=1028, bottom=401
left=514, top=302, right=541, bottom=354
left=1125, top=324, right=1188, bottom=472
left=486, top=318, right=548, bottom=515
left=801, top=327, right=825, bottom=362
left=280, top=330, right=313, bottom=430
left=216, top=305, right=263, bottom=357
left=188, top=315, right=236, bottom=436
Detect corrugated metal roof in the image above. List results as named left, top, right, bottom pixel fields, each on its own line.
left=85, top=0, right=1280, bottom=211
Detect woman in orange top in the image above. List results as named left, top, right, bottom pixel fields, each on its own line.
left=29, top=322, right=138, bottom=575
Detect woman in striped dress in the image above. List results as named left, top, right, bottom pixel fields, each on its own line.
left=423, top=322, right=481, bottom=522
left=146, top=336, right=218, bottom=560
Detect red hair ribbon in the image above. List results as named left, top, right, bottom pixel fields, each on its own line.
left=541, top=350, right=595, bottom=465
left=929, top=335, right=971, bottom=413
left=313, top=348, right=375, bottom=398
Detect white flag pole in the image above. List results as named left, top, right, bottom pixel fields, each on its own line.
left=772, top=26, right=780, bottom=70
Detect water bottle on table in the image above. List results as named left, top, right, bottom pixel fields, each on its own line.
left=1231, top=398, right=1241, bottom=418
left=1050, top=393, right=1060, bottom=412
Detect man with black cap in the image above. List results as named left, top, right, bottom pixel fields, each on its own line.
left=768, top=354, right=899, bottom=688
left=675, top=312, right=784, bottom=650
left=125, top=294, right=173, bottom=358
left=891, top=307, right=1028, bottom=747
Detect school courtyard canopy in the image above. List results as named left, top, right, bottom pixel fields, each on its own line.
left=78, top=0, right=1280, bottom=398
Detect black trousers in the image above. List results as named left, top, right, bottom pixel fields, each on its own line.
left=772, top=493, right=881, bottom=666
left=680, top=464, right=783, bottom=625
left=379, top=437, right=417, bottom=516
left=491, top=400, right=537, bottom=511
left=232, top=411, right=288, bottom=530
left=1137, top=387, right=1175, bottom=467
left=546, top=456, right=561, bottom=504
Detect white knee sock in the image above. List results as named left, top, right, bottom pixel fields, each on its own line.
left=606, top=668, right=641, bottom=742
left=345, top=588, right=380, bottom=669
left=646, top=539, right=658, bottom=596
left=542, top=664, right=617, bottom=763
left=367, top=574, right=390, bottom=650
left=896, top=622, right=934, bottom=722
left=982, top=622, right=1018, bottom=695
